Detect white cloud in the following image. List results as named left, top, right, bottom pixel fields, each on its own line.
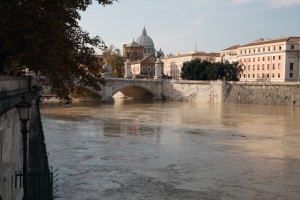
left=270, top=0, right=300, bottom=8
left=230, top=0, right=300, bottom=7
left=231, top=0, right=253, bottom=5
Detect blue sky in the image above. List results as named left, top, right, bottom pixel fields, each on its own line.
left=79, top=0, right=300, bottom=55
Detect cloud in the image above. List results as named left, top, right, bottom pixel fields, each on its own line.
left=231, top=0, right=253, bottom=5
left=270, top=0, right=300, bottom=8
left=230, top=0, right=300, bottom=7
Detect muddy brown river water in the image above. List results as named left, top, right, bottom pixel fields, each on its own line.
left=40, top=101, right=300, bottom=200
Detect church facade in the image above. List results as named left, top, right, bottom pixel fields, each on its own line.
left=123, top=27, right=164, bottom=78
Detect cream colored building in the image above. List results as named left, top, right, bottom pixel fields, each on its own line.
left=238, top=37, right=300, bottom=82
left=161, top=52, right=219, bottom=80
left=217, top=45, right=240, bottom=63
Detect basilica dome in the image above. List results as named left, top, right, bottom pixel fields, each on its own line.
left=136, top=27, right=154, bottom=48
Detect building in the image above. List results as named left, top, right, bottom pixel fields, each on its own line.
left=131, top=55, right=157, bottom=78
left=123, top=27, right=164, bottom=77
left=217, top=45, right=241, bottom=63
left=123, top=27, right=158, bottom=62
left=161, top=52, right=220, bottom=80
left=237, top=37, right=300, bottom=82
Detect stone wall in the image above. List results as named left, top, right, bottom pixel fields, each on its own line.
left=0, top=76, right=50, bottom=200
left=162, top=80, right=223, bottom=103
left=223, top=82, right=300, bottom=106
left=0, top=108, right=23, bottom=200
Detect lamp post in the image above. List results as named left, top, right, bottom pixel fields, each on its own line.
left=15, top=96, right=32, bottom=200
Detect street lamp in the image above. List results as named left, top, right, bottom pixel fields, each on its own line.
left=15, top=96, right=32, bottom=200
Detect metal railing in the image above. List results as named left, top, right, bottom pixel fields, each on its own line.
left=15, top=168, right=59, bottom=200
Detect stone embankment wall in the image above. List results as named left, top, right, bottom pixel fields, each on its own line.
left=0, top=76, right=49, bottom=200
left=162, top=80, right=223, bottom=103
left=223, top=82, right=300, bottom=106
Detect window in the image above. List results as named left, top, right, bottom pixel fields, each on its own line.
left=267, top=73, right=269, bottom=78
left=258, top=57, right=260, bottom=61
left=263, top=48, right=265, bottom=52
left=290, top=63, right=294, bottom=70
left=248, top=58, right=251, bottom=62
left=240, top=51, right=242, bottom=54
left=290, top=73, right=293, bottom=78
left=268, top=47, right=270, bottom=51
left=252, top=74, right=255, bottom=78
left=278, top=73, right=280, bottom=78
left=248, top=65, right=250, bottom=70
left=272, top=64, right=275, bottom=70
left=244, top=58, right=246, bottom=62
left=279, top=46, right=282, bottom=50
left=257, top=64, right=260, bottom=70
left=249, top=49, right=251, bottom=53
left=244, top=50, right=246, bottom=53
left=291, top=45, right=294, bottom=49
left=254, top=49, right=256, bottom=53
left=257, top=74, right=260, bottom=78
left=273, top=46, right=276, bottom=50
left=278, top=63, right=281, bottom=69
left=263, top=57, right=265, bottom=61
left=253, top=65, right=255, bottom=70
left=262, top=74, right=265, bottom=78
left=262, top=64, right=265, bottom=70
left=244, top=74, right=246, bottom=78
left=267, top=64, right=269, bottom=70
left=258, top=48, right=260, bottom=52
left=268, top=56, right=270, bottom=61
left=273, top=56, right=275, bottom=60
left=248, top=74, right=251, bottom=78
left=272, top=73, right=275, bottom=78
left=253, top=58, right=255, bottom=62
left=279, top=55, right=281, bottom=60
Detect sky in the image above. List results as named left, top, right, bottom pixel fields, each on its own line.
left=79, top=0, right=300, bottom=55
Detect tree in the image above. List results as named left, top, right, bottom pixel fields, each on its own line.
left=102, top=45, right=124, bottom=78
left=180, top=59, right=243, bottom=81
left=0, top=0, right=117, bottom=100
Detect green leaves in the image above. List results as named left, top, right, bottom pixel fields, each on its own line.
left=181, top=59, right=243, bottom=81
left=102, top=45, right=124, bottom=78
left=0, top=0, right=116, bottom=100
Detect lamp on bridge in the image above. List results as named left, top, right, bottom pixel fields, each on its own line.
left=15, top=96, right=32, bottom=200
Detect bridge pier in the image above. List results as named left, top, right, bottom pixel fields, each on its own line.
left=153, top=80, right=164, bottom=100
left=100, top=82, right=114, bottom=103
left=153, top=94, right=164, bottom=100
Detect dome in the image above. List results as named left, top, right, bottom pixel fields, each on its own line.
left=136, top=27, right=154, bottom=48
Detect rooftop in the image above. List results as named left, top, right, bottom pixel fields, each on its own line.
left=241, top=37, right=300, bottom=48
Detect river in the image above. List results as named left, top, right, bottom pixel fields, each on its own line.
left=40, top=101, right=300, bottom=200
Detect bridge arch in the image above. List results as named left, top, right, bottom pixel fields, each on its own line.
left=112, top=83, right=155, bottom=100
left=101, top=78, right=164, bottom=102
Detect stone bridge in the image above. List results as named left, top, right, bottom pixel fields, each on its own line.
left=97, top=57, right=223, bottom=103
left=100, top=78, right=164, bottom=102
left=74, top=58, right=224, bottom=103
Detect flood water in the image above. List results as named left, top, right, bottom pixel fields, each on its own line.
left=40, top=101, right=300, bottom=200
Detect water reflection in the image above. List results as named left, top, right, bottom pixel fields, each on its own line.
left=41, top=101, right=300, bottom=200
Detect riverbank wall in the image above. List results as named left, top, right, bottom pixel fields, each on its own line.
left=223, top=82, right=300, bottom=107
left=0, top=76, right=51, bottom=200
left=162, top=80, right=223, bottom=103
left=161, top=80, right=300, bottom=107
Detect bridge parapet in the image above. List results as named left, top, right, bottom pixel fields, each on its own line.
left=101, top=78, right=163, bottom=102
left=0, top=76, right=35, bottom=114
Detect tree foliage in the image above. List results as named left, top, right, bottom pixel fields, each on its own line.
left=181, top=59, right=243, bottom=81
left=0, top=0, right=117, bottom=100
left=102, top=45, right=124, bottom=78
